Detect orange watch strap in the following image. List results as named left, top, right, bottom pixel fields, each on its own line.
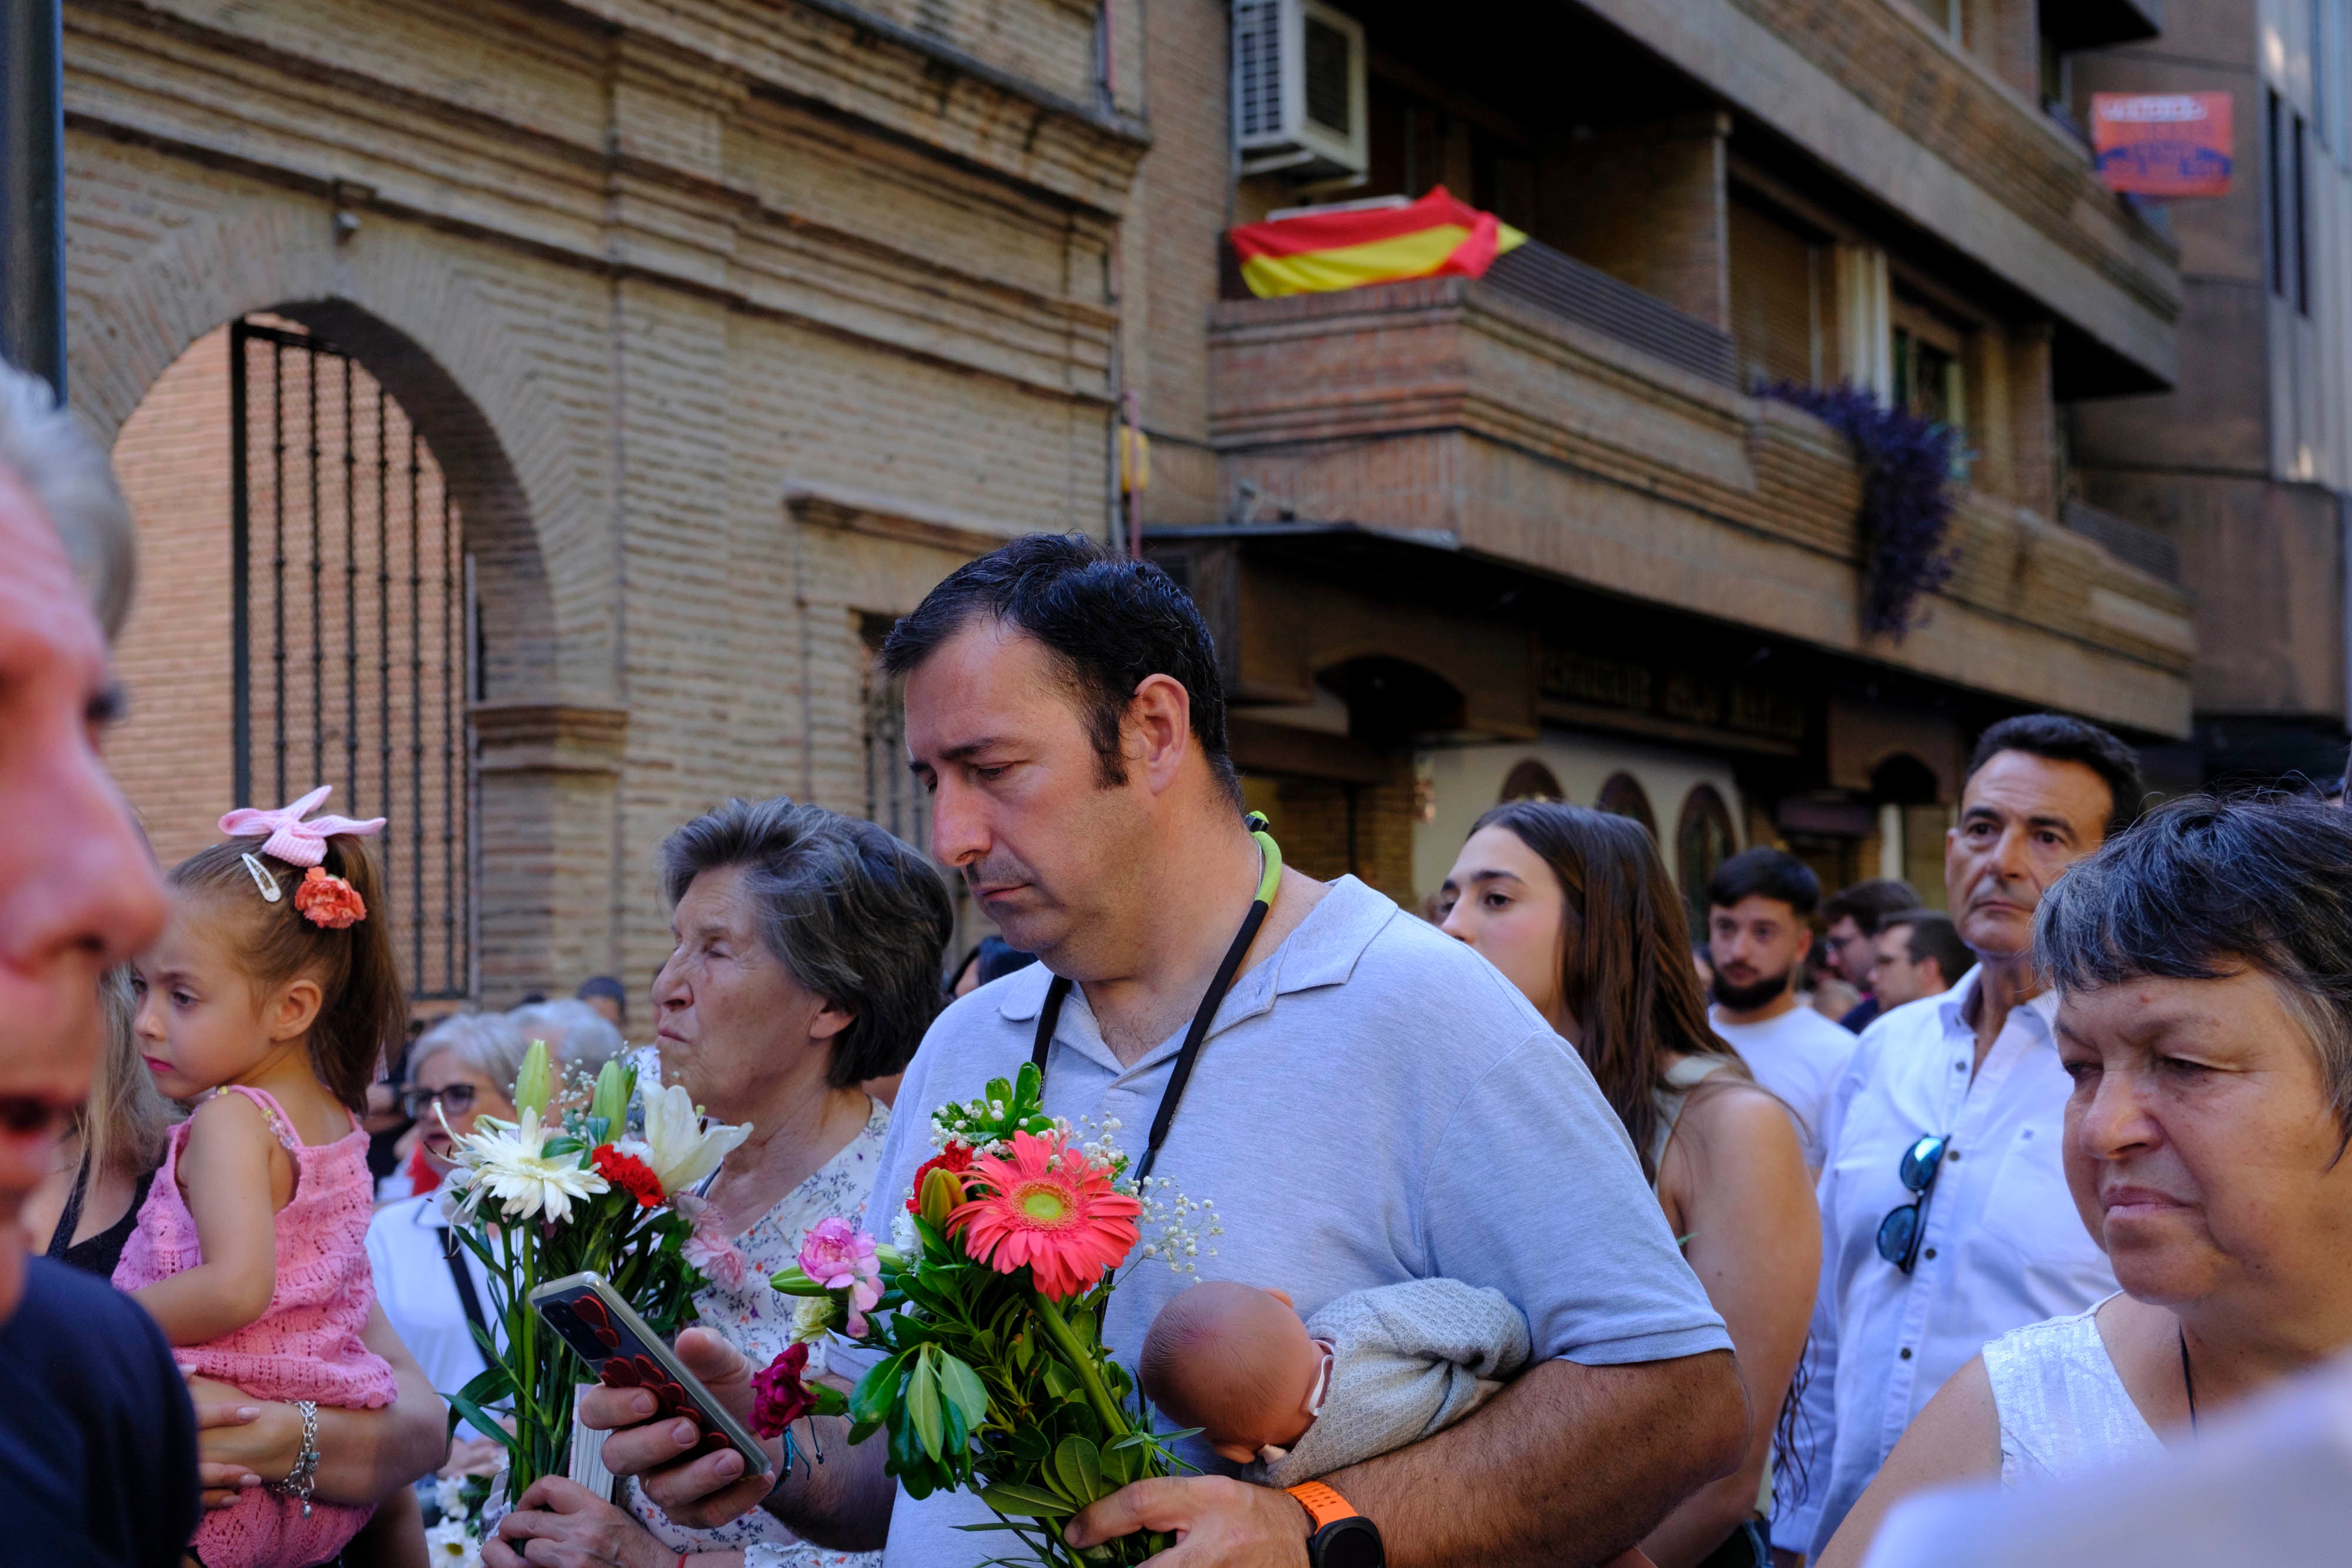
left=1285, top=1481, right=1359, bottom=1531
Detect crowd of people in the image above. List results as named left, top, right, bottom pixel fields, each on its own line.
left=7, top=347, right=2352, bottom=1568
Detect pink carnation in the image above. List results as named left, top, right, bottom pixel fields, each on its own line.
left=798, top=1217, right=883, bottom=1336
left=674, top=1193, right=749, bottom=1292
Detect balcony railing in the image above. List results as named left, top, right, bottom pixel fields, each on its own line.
left=1479, top=240, right=1738, bottom=389
left=2062, top=497, right=2179, bottom=583
left=1220, top=233, right=1738, bottom=390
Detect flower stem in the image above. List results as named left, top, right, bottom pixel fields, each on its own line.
left=1026, top=1288, right=1130, bottom=1437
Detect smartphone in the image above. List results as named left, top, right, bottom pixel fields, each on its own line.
left=529, top=1271, right=774, bottom=1479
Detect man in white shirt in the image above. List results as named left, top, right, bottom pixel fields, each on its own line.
left=1772, top=714, right=2145, bottom=1564
left=583, top=534, right=1745, bottom=1567
left=1706, top=848, right=1859, bottom=1168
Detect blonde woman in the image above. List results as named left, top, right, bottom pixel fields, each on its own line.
left=24, top=967, right=176, bottom=1276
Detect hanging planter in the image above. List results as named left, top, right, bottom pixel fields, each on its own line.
left=1768, top=382, right=1960, bottom=638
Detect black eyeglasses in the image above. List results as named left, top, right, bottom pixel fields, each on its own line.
left=1875, top=1134, right=1949, bottom=1275
left=402, top=1084, right=479, bottom=1119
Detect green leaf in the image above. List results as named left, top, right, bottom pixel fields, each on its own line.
left=936, top=1352, right=989, bottom=1430
left=1041, top=1358, right=1077, bottom=1402
left=455, top=1363, right=512, bottom=1409
left=979, top=1482, right=1071, bottom=1518
left=1053, top=1435, right=1102, bottom=1506
left=984, top=1076, right=1013, bottom=1111
left=849, top=1351, right=908, bottom=1426
left=907, top=1348, right=946, bottom=1462
left=542, top=1135, right=585, bottom=1158
left=941, top=1385, right=968, bottom=1462
left=448, top=1395, right=520, bottom=1454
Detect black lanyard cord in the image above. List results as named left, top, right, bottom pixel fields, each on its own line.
left=1029, top=817, right=1281, bottom=1187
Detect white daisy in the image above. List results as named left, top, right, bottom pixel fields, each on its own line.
left=448, top=1107, right=606, bottom=1225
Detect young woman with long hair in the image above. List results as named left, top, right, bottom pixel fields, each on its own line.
left=1438, top=801, right=1820, bottom=1568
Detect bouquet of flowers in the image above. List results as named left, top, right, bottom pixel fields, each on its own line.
left=438, top=1040, right=751, bottom=1502
left=764, top=1064, right=1217, bottom=1567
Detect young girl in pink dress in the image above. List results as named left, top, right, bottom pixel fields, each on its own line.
left=113, top=788, right=407, bottom=1568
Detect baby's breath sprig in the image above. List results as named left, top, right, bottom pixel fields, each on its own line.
left=1132, top=1173, right=1221, bottom=1278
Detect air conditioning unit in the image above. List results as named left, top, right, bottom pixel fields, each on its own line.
left=1232, top=0, right=1369, bottom=183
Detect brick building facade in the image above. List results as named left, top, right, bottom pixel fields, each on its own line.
left=69, top=0, right=2200, bottom=1009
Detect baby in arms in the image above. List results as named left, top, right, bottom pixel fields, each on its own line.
left=1138, top=1276, right=1531, bottom=1487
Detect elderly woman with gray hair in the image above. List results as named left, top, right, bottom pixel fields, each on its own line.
left=484, top=797, right=954, bottom=1568
left=1818, top=794, right=2352, bottom=1567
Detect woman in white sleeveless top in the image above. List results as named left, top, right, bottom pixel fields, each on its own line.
left=1439, top=802, right=1818, bottom=1568
left=1817, top=796, right=2352, bottom=1568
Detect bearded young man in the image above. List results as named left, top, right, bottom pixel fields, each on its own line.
left=1705, top=850, right=1862, bottom=1171
left=1771, top=714, right=2144, bottom=1566
left=587, top=534, right=1744, bottom=1568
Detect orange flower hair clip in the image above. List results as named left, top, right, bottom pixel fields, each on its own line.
left=292, top=867, right=368, bottom=929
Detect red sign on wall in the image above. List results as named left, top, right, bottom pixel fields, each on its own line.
left=2092, top=92, right=2234, bottom=197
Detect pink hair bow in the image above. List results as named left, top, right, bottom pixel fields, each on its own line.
left=218, top=785, right=386, bottom=868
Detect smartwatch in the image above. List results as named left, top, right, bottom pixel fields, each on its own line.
left=1286, top=1481, right=1385, bottom=1568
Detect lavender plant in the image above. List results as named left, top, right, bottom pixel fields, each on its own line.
left=1769, top=382, right=1959, bottom=637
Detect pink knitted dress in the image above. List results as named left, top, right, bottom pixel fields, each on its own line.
left=115, top=1084, right=399, bottom=1568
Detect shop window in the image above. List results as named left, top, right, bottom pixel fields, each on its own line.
left=1676, top=784, right=1738, bottom=931
left=1595, top=771, right=1658, bottom=838
left=1499, top=758, right=1564, bottom=803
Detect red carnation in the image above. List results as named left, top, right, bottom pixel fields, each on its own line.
left=750, top=1343, right=818, bottom=1439
left=905, top=1142, right=976, bottom=1213
left=592, top=1144, right=664, bottom=1208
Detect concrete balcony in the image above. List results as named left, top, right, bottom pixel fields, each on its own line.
left=1207, top=271, right=2195, bottom=738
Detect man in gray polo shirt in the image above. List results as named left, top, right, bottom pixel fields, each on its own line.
left=585, top=535, right=1741, bottom=1566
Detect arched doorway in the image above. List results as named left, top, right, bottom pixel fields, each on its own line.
left=1676, top=783, right=1738, bottom=931
left=1499, top=758, right=1565, bottom=803
left=1595, top=771, right=1658, bottom=838
left=107, top=309, right=548, bottom=1004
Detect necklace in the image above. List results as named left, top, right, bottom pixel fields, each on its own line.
left=2179, top=1322, right=2199, bottom=1431
left=1030, top=815, right=1283, bottom=1187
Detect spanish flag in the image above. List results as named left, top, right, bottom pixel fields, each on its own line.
left=1229, top=187, right=1528, bottom=300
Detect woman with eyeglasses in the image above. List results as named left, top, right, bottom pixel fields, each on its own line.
left=1816, top=796, right=2352, bottom=1567
left=1437, top=802, right=1820, bottom=1568
left=365, top=1009, right=530, bottom=1476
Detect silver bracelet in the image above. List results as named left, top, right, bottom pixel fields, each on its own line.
left=276, top=1400, right=320, bottom=1517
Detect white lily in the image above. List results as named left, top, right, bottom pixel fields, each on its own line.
left=447, top=1106, right=607, bottom=1225
left=639, top=1082, right=752, bottom=1195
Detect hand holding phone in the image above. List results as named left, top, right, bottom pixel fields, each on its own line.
left=529, top=1272, right=774, bottom=1480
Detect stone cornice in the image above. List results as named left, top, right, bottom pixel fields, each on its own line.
left=785, top=479, right=1030, bottom=556
left=472, top=703, right=630, bottom=773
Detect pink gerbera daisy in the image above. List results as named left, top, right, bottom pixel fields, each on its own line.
left=948, top=1131, right=1141, bottom=1302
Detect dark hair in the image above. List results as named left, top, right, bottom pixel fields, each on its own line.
left=575, top=974, right=627, bottom=1022
left=1705, top=847, right=1821, bottom=921
left=878, top=533, right=1241, bottom=806
left=2037, top=794, right=2352, bottom=1145
left=1822, top=878, right=1922, bottom=936
left=973, top=935, right=1036, bottom=987
left=1886, top=910, right=1971, bottom=991
left=659, top=797, right=956, bottom=1088
left=170, top=834, right=407, bottom=1114
left=1473, top=801, right=1750, bottom=1184
left=1965, top=713, right=2146, bottom=834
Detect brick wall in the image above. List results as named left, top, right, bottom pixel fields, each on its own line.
left=67, top=0, right=1143, bottom=1004
left=108, top=328, right=236, bottom=871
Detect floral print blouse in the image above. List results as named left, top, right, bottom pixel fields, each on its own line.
left=625, top=1098, right=890, bottom=1568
